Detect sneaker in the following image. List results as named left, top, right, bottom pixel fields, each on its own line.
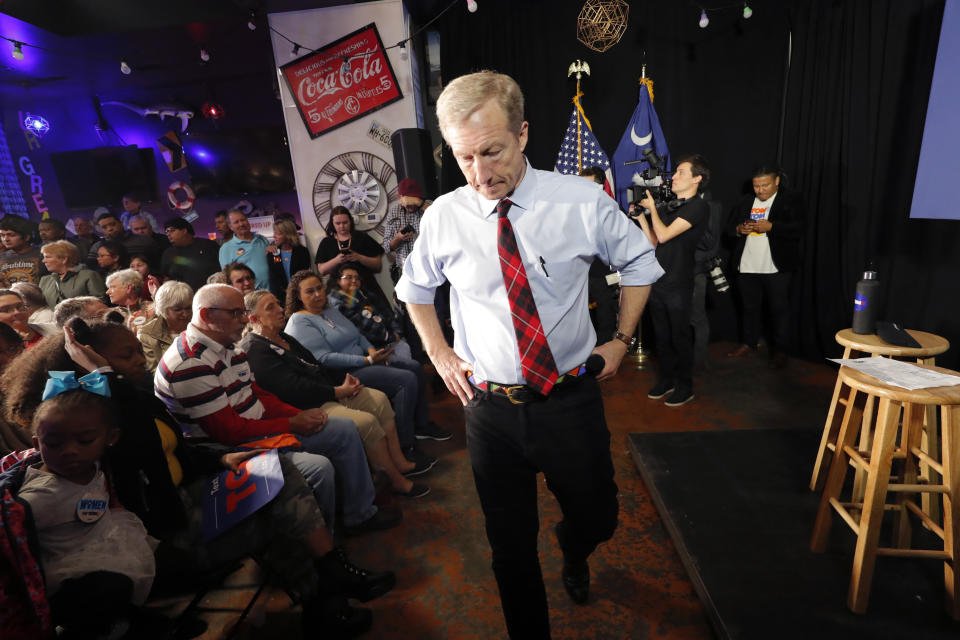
left=316, top=547, right=396, bottom=603
left=403, top=456, right=436, bottom=477
left=342, top=506, right=403, bottom=537
left=405, top=446, right=438, bottom=470
left=415, top=421, right=453, bottom=441
left=647, top=380, right=675, bottom=399
left=664, top=387, right=695, bottom=407
left=393, top=483, right=430, bottom=498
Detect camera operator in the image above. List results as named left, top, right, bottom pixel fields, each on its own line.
left=726, top=163, right=805, bottom=369
left=630, top=154, right=710, bottom=406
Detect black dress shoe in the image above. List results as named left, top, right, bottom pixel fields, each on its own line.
left=555, top=523, right=590, bottom=605
left=316, top=547, right=396, bottom=602
left=342, top=506, right=403, bottom=537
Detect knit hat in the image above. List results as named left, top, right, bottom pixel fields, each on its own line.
left=397, top=178, right=423, bottom=199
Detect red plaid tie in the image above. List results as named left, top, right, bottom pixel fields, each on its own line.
left=496, top=198, right=558, bottom=395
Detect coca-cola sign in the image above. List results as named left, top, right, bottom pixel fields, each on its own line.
left=280, top=23, right=403, bottom=139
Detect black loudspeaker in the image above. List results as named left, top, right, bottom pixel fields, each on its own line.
left=391, top=128, right=438, bottom=200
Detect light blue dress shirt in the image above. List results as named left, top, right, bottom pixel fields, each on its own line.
left=395, top=161, right=664, bottom=385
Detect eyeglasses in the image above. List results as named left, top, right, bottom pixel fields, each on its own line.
left=168, top=306, right=191, bottom=314
left=208, top=307, right=248, bottom=320
left=339, top=275, right=360, bottom=281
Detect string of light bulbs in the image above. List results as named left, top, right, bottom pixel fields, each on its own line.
left=1, top=0, right=476, bottom=77
left=695, top=1, right=754, bottom=28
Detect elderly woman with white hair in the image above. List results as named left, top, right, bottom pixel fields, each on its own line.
left=105, top=268, right=155, bottom=333
left=38, top=239, right=106, bottom=308
left=138, top=280, right=193, bottom=372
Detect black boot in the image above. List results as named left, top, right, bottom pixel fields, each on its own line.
left=302, top=594, right=371, bottom=639
left=316, top=547, right=396, bottom=602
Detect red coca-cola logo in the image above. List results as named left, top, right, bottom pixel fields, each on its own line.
left=281, top=24, right=403, bottom=139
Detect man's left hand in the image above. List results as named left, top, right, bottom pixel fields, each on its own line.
left=591, top=340, right=630, bottom=381
left=752, top=219, right=772, bottom=233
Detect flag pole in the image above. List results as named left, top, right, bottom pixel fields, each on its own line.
left=567, top=60, right=591, bottom=174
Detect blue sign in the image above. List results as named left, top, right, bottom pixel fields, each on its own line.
left=854, top=293, right=868, bottom=311
left=202, top=449, right=284, bottom=541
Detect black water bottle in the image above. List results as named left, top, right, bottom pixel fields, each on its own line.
left=852, top=270, right=881, bottom=334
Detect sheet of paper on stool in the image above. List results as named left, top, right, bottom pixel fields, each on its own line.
left=829, top=357, right=960, bottom=391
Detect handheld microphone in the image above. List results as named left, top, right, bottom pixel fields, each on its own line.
left=585, top=353, right=606, bottom=376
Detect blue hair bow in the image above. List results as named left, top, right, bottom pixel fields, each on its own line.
left=41, top=371, right=112, bottom=401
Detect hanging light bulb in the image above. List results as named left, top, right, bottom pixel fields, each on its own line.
left=743, top=3, right=753, bottom=18
left=399, top=42, right=408, bottom=60
left=11, top=42, right=24, bottom=60
left=247, top=11, right=257, bottom=30
left=698, top=10, right=710, bottom=28
left=292, top=43, right=301, bottom=56
left=120, top=60, right=132, bottom=74
left=467, top=0, right=478, bottom=13
left=200, top=48, right=210, bottom=62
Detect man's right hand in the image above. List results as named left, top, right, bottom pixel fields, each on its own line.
left=289, top=408, right=328, bottom=435
left=431, top=345, right=474, bottom=406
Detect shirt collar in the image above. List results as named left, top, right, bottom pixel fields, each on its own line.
left=478, top=158, right=536, bottom=219
left=186, top=322, right=234, bottom=357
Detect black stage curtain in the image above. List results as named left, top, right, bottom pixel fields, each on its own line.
left=436, top=0, right=955, bottom=365
left=781, top=0, right=948, bottom=364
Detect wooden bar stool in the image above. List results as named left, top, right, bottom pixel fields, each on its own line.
left=809, top=365, right=960, bottom=617
left=810, top=329, right=950, bottom=494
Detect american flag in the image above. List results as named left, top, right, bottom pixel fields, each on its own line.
left=555, top=95, right=614, bottom=196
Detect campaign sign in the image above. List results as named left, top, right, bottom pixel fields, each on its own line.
left=280, top=23, right=403, bottom=139
left=202, top=449, right=284, bottom=541
left=248, top=215, right=274, bottom=239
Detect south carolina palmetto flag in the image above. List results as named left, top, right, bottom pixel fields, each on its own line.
left=555, top=91, right=614, bottom=197
left=612, top=78, right=671, bottom=211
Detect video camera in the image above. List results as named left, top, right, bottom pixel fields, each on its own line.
left=626, top=148, right=674, bottom=210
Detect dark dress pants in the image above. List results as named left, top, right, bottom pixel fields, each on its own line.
left=738, top=271, right=792, bottom=352
left=464, top=376, right=619, bottom=639
left=649, top=283, right=695, bottom=389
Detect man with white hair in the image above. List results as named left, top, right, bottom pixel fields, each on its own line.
left=154, top=284, right=399, bottom=540
left=397, top=71, right=663, bottom=638
left=105, top=268, right=154, bottom=333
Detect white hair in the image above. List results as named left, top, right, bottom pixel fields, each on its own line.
left=154, top=280, right=194, bottom=318
left=193, top=283, right=240, bottom=319
left=105, top=268, right=143, bottom=294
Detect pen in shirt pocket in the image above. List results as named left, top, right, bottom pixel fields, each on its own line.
left=539, top=256, right=550, bottom=277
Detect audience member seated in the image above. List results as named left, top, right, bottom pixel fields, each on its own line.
left=268, top=219, right=311, bottom=300
left=128, top=214, right=170, bottom=260
left=39, top=240, right=106, bottom=308
left=284, top=271, right=448, bottom=457
left=68, top=215, right=99, bottom=262
left=241, top=290, right=430, bottom=500
left=0, top=322, right=26, bottom=453
left=12, top=282, right=55, bottom=325
left=37, top=218, right=66, bottom=245
left=327, top=264, right=405, bottom=350
left=139, top=280, right=193, bottom=373
left=95, top=239, right=129, bottom=276
left=12, top=387, right=157, bottom=638
left=0, top=215, right=46, bottom=287
left=105, top=269, right=155, bottom=333
left=161, top=218, right=221, bottom=291
left=224, top=261, right=257, bottom=295
left=0, top=288, right=43, bottom=348
left=314, top=206, right=385, bottom=296
left=218, top=210, right=270, bottom=290
left=1, top=320, right=388, bottom=638
left=206, top=271, right=227, bottom=285
left=154, top=284, right=398, bottom=536
left=129, top=253, right=161, bottom=301
left=53, top=296, right=109, bottom=328
left=88, top=212, right=156, bottom=270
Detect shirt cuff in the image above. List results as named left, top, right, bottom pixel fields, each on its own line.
left=394, top=278, right=437, bottom=304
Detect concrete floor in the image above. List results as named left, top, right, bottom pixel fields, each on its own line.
left=160, top=342, right=836, bottom=639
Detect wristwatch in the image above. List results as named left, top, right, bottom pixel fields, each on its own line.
left=613, top=331, right=636, bottom=349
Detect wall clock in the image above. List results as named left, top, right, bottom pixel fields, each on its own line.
left=313, top=151, right=398, bottom=234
